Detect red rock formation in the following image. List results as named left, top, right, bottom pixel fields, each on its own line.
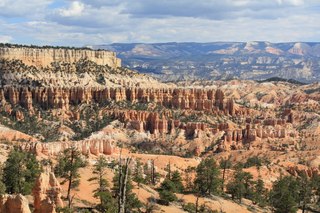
left=0, top=194, right=31, bottom=213
left=33, top=172, right=63, bottom=213
left=0, top=87, right=238, bottom=116
left=287, top=165, right=319, bottom=178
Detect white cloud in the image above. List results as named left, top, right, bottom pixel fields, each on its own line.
left=0, top=0, right=319, bottom=45
left=277, top=0, right=305, bottom=6
left=0, top=0, right=52, bottom=17
left=0, top=35, right=12, bottom=43
left=58, top=1, right=85, bottom=17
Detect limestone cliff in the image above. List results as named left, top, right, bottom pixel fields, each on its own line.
left=0, top=47, right=121, bottom=69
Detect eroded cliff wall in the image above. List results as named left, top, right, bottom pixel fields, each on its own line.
left=0, top=47, right=121, bottom=69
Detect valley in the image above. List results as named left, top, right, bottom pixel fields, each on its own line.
left=0, top=45, right=320, bottom=213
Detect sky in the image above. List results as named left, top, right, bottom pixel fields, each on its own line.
left=0, top=0, right=319, bottom=46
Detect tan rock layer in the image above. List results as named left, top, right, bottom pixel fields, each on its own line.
left=22, top=139, right=114, bottom=156
left=0, top=47, right=121, bottom=69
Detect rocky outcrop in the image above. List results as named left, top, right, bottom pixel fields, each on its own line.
left=107, top=109, right=216, bottom=138
left=0, top=194, right=31, bottom=213
left=287, top=165, right=319, bottom=178
left=22, top=139, right=114, bottom=156
left=0, top=47, right=121, bottom=69
left=33, top=172, right=63, bottom=213
left=0, top=87, right=239, bottom=116
left=217, top=118, right=298, bottom=151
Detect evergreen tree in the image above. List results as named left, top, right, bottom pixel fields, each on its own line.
left=112, top=162, right=142, bottom=212
left=132, top=160, right=145, bottom=187
left=0, top=164, right=6, bottom=195
left=165, top=161, right=172, bottom=179
left=269, top=176, right=300, bottom=213
left=54, top=146, right=87, bottom=209
left=311, top=173, right=320, bottom=206
left=252, top=178, right=268, bottom=207
left=171, top=170, right=184, bottom=193
left=226, top=168, right=254, bottom=203
left=158, top=178, right=178, bottom=205
left=220, top=157, right=232, bottom=191
left=184, top=166, right=194, bottom=193
left=194, top=158, right=222, bottom=196
left=244, top=156, right=263, bottom=168
left=298, top=174, right=313, bottom=213
left=3, top=148, right=41, bottom=195
left=88, top=156, right=115, bottom=213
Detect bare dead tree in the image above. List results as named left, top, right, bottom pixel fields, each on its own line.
left=151, top=159, right=155, bottom=185
left=117, top=149, right=132, bottom=213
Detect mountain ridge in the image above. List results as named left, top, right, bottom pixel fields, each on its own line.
left=92, top=41, right=320, bottom=83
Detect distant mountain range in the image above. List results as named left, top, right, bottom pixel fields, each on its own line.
left=92, top=42, right=320, bottom=82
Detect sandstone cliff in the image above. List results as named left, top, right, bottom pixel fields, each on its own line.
left=22, top=139, right=114, bottom=156
left=0, top=194, right=31, bottom=213
left=0, top=47, right=121, bottom=69
left=33, top=172, right=63, bottom=213
left=0, top=87, right=236, bottom=114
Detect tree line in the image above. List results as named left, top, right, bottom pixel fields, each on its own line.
left=0, top=43, right=93, bottom=50
left=1, top=147, right=320, bottom=213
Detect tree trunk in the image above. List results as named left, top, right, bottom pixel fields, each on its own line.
left=118, top=157, right=131, bottom=213
left=195, top=195, right=199, bottom=213
left=151, top=160, right=155, bottom=185
left=67, top=149, right=75, bottom=209
left=118, top=150, right=123, bottom=213
left=222, top=162, right=226, bottom=191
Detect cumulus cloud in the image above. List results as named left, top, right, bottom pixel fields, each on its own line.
left=58, top=1, right=85, bottom=17
left=118, top=0, right=310, bottom=20
left=0, top=0, right=52, bottom=17
left=277, top=0, right=305, bottom=6
left=48, top=1, right=130, bottom=29
left=0, top=35, right=12, bottom=43
left=0, top=0, right=319, bottom=45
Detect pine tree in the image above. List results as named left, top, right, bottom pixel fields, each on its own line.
left=226, top=167, right=254, bottom=203
left=54, top=146, right=87, bottom=209
left=0, top=164, right=6, bottom=195
left=184, top=166, right=194, bottom=193
left=298, top=174, right=313, bottom=213
left=133, top=160, right=145, bottom=187
left=112, top=158, right=142, bottom=213
left=88, top=156, right=115, bottom=213
left=3, top=148, right=41, bottom=195
left=194, top=157, right=222, bottom=196
left=252, top=178, right=268, bottom=207
left=220, top=157, right=232, bottom=191
left=165, top=161, right=172, bottom=179
left=269, top=176, right=300, bottom=213
left=158, top=178, right=178, bottom=205
left=171, top=170, right=184, bottom=193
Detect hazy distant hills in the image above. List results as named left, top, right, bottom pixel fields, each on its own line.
left=92, top=42, right=320, bottom=82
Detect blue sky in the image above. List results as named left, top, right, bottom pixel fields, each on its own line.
left=0, top=0, right=319, bottom=46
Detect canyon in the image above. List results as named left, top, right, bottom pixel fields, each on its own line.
left=0, top=45, right=320, bottom=212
